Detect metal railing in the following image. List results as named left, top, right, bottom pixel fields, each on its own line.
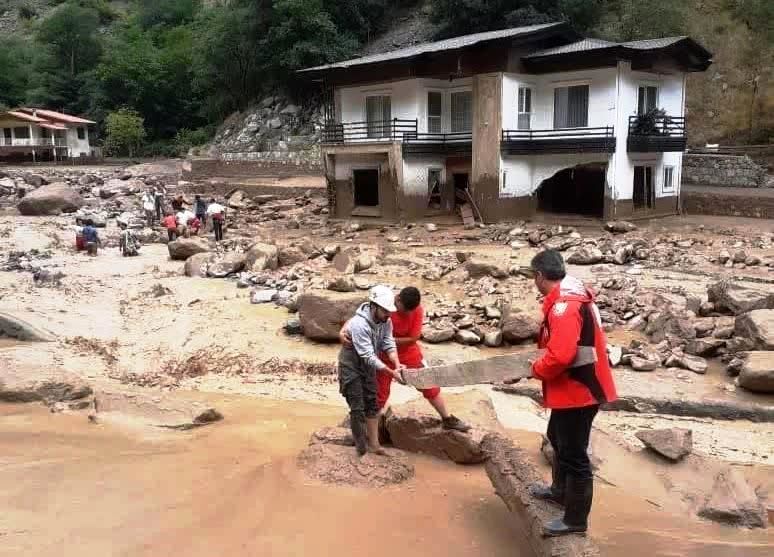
left=628, top=115, right=685, bottom=137
left=321, top=119, right=418, bottom=143
left=502, top=126, right=615, bottom=141
left=403, top=130, right=472, bottom=144
left=0, top=137, right=69, bottom=147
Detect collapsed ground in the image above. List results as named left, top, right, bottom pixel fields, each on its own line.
left=1, top=163, right=773, bottom=554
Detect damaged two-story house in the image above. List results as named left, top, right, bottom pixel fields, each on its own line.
left=299, top=22, right=711, bottom=222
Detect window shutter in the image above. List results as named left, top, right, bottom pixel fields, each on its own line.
left=428, top=92, right=442, bottom=134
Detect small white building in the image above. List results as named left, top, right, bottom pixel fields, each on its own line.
left=300, top=23, right=712, bottom=222
left=0, top=108, right=96, bottom=162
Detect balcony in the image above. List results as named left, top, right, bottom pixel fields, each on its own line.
left=321, top=119, right=472, bottom=155
left=0, top=137, right=68, bottom=148
left=501, top=127, right=615, bottom=155
left=627, top=115, right=686, bottom=153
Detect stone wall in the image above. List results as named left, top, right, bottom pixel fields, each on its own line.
left=682, top=188, right=774, bottom=219
left=682, top=154, right=769, bottom=188
left=183, top=158, right=321, bottom=181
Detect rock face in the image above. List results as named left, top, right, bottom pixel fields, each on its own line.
left=635, top=428, right=692, bottom=461
left=244, top=243, right=279, bottom=272
left=708, top=282, right=774, bottom=315
left=168, top=238, right=210, bottom=260
left=207, top=253, right=246, bottom=277
left=297, top=292, right=364, bottom=342
left=698, top=469, right=767, bottom=528
left=383, top=391, right=500, bottom=465
left=734, top=310, right=774, bottom=350
left=501, top=310, right=539, bottom=343
left=297, top=441, right=414, bottom=488
left=17, top=183, right=84, bottom=215
left=738, top=352, right=774, bottom=393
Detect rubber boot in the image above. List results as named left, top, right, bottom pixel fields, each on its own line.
left=543, top=476, right=593, bottom=537
left=366, top=417, right=387, bottom=455
left=529, top=453, right=565, bottom=506
left=350, top=412, right=368, bottom=456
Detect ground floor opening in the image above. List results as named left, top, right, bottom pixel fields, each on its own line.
left=536, top=162, right=607, bottom=218
left=353, top=168, right=379, bottom=208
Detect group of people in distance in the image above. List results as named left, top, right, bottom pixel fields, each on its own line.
left=74, top=191, right=228, bottom=257
left=337, top=250, right=617, bottom=538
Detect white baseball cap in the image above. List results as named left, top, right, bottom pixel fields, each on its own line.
left=369, top=285, right=397, bottom=312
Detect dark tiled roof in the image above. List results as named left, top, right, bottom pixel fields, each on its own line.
left=299, top=22, right=565, bottom=72
left=526, top=36, right=691, bottom=58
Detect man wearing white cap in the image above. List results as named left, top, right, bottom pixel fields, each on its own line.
left=338, top=285, right=406, bottom=456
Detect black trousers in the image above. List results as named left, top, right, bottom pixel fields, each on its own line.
left=213, top=219, right=223, bottom=241
left=547, top=405, right=599, bottom=480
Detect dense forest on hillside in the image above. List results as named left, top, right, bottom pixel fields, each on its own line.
left=0, top=0, right=771, bottom=154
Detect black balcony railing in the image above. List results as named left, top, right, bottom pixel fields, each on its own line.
left=321, top=119, right=418, bottom=143
left=627, top=115, right=686, bottom=152
left=501, top=126, right=616, bottom=155
left=403, top=130, right=472, bottom=155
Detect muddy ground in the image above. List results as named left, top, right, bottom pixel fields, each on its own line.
left=1, top=163, right=773, bottom=555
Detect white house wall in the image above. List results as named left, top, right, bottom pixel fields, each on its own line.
left=402, top=155, right=446, bottom=199
left=500, top=153, right=614, bottom=198
left=66, top=125, right=91, bottom=157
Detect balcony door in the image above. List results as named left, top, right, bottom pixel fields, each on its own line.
left=2, top=128, right=10, bottom=145
left=517, top=86, right=532, bottom=130
left=637, top=86, right=658, bottom=115
left=365, top=95, right=391, bottom=139
left=427, top=92, right=442, bottom=134
left=450, top=91, right=472, bottom=133
left=633, top=165, right=654, bottom=210
left=553, top=85, right=589, bottom=129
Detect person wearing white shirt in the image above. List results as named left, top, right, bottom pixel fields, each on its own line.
left=176, top=209, right=195, bottom=238
left=206, top=198, right=226, bottom=241
left=142, top=190, right=156, bottom=228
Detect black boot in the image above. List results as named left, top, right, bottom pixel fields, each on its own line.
left=350, top=412, right=368, bottom=456
left=529, top=453, right=565, bottom=506
left=543, top=476, right=593, bottom=537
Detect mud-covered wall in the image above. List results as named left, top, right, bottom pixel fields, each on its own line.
left=471, top=73, right=504, bottom=222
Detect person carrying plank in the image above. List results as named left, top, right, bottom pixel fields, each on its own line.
left=505, top=249, right=617, bottom=537
left=340, top=286, right=470, bottom=433
left=337, top=285, right=405, bottom=457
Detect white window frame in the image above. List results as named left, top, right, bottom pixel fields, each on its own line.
left=517, top=86, right=532, bottom=130
left=637, top=84, right=660, bottom=115
left=662, top=165, right=675, bottom=193
left=426, top=91, right=443, bottom=134
left=551, top=82, right=590, bottom=129
left=450, top=90, right=473, bottom=134
left=364, top=94, right=392, bottom=139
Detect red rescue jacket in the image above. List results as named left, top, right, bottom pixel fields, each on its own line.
left=532, top=276, right=618, bottom=409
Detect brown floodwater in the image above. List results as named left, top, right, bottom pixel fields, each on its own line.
left=0, top=394, right=771, bottom=557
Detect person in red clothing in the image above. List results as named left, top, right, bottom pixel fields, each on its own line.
left=340, top=287, right=470, bottom=432
left=506, top=249, right=617, bottom=537
left=162, top=212, right=178, bottom=242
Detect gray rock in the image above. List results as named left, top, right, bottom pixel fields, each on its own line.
left=207, top=253, right=246, bottom=278
left=665, top=353, right=708, bottom=374
left=698, top=469, right=767, bottom=528
left=184, top=252, right=211, bottom=277
left=635, top=428, right=692, bottom=461
left=483, top=330, right=503, bottom=347
left=278, top=246, right=308, bottom=267
left=297, top=292, right=364, bottom=342
left=708, top=281, right=774, bottom=315
left=354, top=254, right=375, bottom=273
left=251, top=289, right=278, bottom=304
left=422, top=328, right=455, bottom=344
left=685, top=338, right=726, bottom=357
left=500, top=310, right=539, bottom=344
left=268, top=117, right=283, bottom=129
left=605, top=221, right=637, bottom=234
left=484, top=306, right=501, bottom=320
left=734, top=309, right=774, bottom=350
left=454, top=330, right=481, bottom=345
left=465, top=259, right=508, bottom=279
left=280, top=104, right=300, bottom=115
left=168, top=238, right=210, bottom=261
left=17, top=183, right=84, bottom=215
left=425, top=223, right=438, bottom=232
left=567, top=246, right=604, bottom=265
left=327, top=276, right=357, bottom=293
left=284, top=318, right=303, bottom=335
left=607, top=345, right=623, bottom=366
left=738, top=352, right=774, bottom=393
left=23, top=173, right=46, bottom=187
left=244, top=242, right=279, bottom=271
left=332, top=249, right=355, bottom=273
left=630, top=356, right=659, bottom=372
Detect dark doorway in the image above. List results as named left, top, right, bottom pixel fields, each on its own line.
left=537, top=163, right=606, bottom=217
left=353, top=168, right=379, bottom=207
left=453, top=172, right=469, bottom=206
left=633, top=166, right=654, bottom=210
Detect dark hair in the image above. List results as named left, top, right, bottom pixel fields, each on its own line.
left=530, top=250, right=566, bottom=281
left=399, top=286, right=421, bottom=311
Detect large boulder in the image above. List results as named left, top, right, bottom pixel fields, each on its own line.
left=206, top=253, right=246, bottom=278
left=17, top=182, right=84, bottom=215
left=635, top=428, right=692, bottom=461
left=278, top=245, right=308, bottom=267
left=567, top=246, right=604, bottom=265
left=297, top=292, right=364, bottom=342
left=100, top=178, right=143, bottom=198
left=698, top=468, right=767, bottom=528
left=422, top=327, right=455, bottom=344
left=738, top=352, right=774, bottom=393
left=332, top=248, right=356, bottom=273
left=184, top=253, right=210, bottom=277
left=245, top=242, right=279, bottom=272
left=708, top=281, right=774, bottom=315
left=384, top=391, right=501, bottom=465
left=465, top=259, right=509, bottom=279
left=734, top=310, right=774, bottom=350
left=605, top=221, right=637, bottom=234
left=501, top=309, right=540, bottom=344
left=168, top=238, right=210, bottom=261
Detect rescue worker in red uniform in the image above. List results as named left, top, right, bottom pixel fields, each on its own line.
left=507, top=249, right=617, bottom=537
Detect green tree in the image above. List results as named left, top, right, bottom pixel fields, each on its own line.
left=105, top=108, right=146, bottom=156
left=36, top=3, right=102, bottom=77
left=0, top=36, right=34, bottom=108
left=137, top=0, right=201, bottom=29
left=594, top=0, right=687, bottom=42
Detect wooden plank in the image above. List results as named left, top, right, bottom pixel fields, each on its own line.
left=460, top=204, right=475, bottom=227
left=401, top=351, right=537, bottom=389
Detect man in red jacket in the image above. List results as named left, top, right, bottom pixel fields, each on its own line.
left=507, top=249, right=617, bottom=537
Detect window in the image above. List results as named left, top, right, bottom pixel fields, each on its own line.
left=427, top=92, right=442, bottom=134
left=663, top=166, right=675, bottom=192
left=77, top=127, right=86, bottom=140
left=365, top=95, right=391, bottom=138
left=517, top=86, right=532, bottom=130
left=450, top=91, right=472, bottom=133
left=553, top=85, right=589, bottom=128
left=637, top=86, right=658, bottom=115
left=13, top=126, right=30, bottom=139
